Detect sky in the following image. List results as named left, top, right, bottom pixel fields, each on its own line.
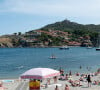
left=0, top=0, right=100, bottom=35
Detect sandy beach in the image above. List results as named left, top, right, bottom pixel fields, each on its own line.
left=1, top=72, right=100, bottom=90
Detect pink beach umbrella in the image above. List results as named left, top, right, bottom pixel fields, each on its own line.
left=20, top=68, right=60, bottom=79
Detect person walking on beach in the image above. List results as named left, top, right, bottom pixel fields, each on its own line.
left=87, top=74, right=92, bottom=87
left=54, top=76, right=57, bottom=83
left=55, top=85, right=59, bottom=90
left=65, top=84, right=70, bottom=90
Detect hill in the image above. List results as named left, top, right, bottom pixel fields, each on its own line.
left=0, top=19, right=100, bottom=47
left=41, top=19, right=87, bottom=32
left=41, top=19, right=100, bottom=32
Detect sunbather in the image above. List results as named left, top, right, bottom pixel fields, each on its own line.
left=65, top=84, right=70, bottom=90
left=71, top=80, right=81, bottom=87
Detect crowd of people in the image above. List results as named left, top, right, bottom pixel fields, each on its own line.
left=54, top=67, right=100, bottom=90
left=29, top=67, right=100, bottom=90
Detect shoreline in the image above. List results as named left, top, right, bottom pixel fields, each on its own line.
left=0, top=68, right=98, bottom=79
left=0, top=45, right=82, bottom=48
left=0, top=66, right=98, bottom=80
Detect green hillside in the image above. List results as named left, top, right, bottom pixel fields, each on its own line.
left=41, top=19, right=100, bottom=32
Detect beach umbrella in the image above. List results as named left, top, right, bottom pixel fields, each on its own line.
left=20, top=68, right=60, bottom=79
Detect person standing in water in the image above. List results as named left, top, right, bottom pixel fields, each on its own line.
left=80, top=65, right=82, bottom=69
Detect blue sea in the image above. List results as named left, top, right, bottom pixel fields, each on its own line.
left=0, top=47, right=100, bottom=79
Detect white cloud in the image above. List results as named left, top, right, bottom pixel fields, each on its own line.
left=0, top=0, right=100, bottom=17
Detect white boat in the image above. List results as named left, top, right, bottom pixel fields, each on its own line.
left=86, top=46, right=93, bottom=49
left=49, top=54, right=57, bottom=59
left=86, top=40, right=93, bottom=49
left=96, top=48, right=100, bottom=51
left=59, top=46, right=69, bottom=50
left=96, top=34, right=100, bottom=51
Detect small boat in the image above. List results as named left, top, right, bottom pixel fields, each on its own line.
left=96, top=34, right=100, bottom=51
left=86, top=46, right=93, bottom=49
left=96, top=48, right=100, bottom=51
left=59, top=46, right=69, bottom=50
left=49, top=54, right=57, bottom=59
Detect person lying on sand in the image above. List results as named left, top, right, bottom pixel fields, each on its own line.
left=69, top=80, right=82, bottom=87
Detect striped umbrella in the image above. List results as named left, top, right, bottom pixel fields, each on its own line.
left=20, top=68, right=60, bottom=79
